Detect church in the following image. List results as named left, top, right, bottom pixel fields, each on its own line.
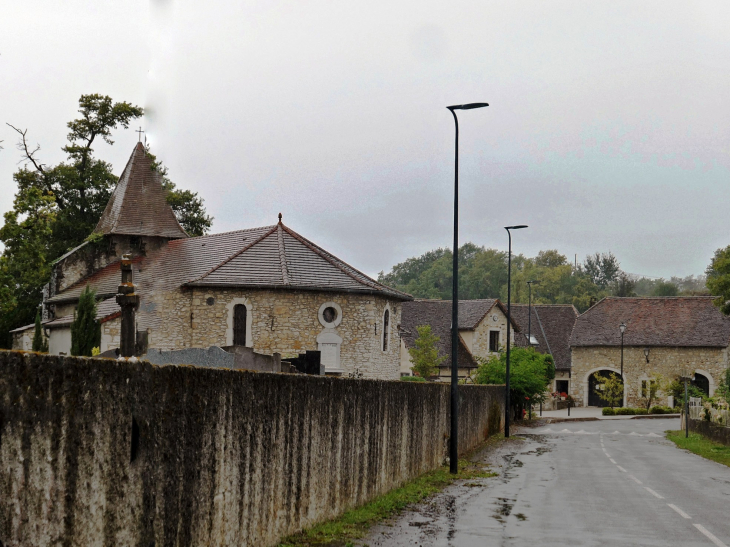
left=13, top=143, right=411, bottom=379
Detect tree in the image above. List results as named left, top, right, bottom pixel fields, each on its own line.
left=584, top=252, right=621, bottom=289
left=706, top=245, right=730, bottom=315
left=472, top=347, right=554, bottom=419
left=1, top=94, right=213, bottom=345
left=652, top=281, right=679, bottom=297
left=70, top=286, right=101, bottom=356
left=592, top=372, right=624, bottom=408
left=407, top=325, right=446, bottom=379
left=32, top=309, right=48, bottom=352
left=610, top=272, right=637, bottom=297
left=639, top=374, right=664, bottom=410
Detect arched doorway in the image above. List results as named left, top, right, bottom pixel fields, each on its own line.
left=693, top=373, right=710, bottom=396
left=588, top=370, right=624, bottom=407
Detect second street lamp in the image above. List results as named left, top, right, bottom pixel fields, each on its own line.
left=504, top=224, right=528, bottom=437
left=446, top=102, right=489, bottom=474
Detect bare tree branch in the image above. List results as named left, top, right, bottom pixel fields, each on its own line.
left=6, top=123, right=46, bottom=175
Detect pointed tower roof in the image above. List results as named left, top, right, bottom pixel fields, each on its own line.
left=94, top=142, right=188, bottom=239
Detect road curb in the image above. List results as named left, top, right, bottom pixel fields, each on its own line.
left=538, top=414, right=680, bottom=424
left=631, top=414, right=680, bottom=420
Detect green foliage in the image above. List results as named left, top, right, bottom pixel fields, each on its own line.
left=634, top=407, right=648, bottom=415
left=639, top=374, right=664, bottom=410
left=649, top=406, right=675, bottom=414
left=472, top=347, right=553, bottom=411
left=400, top=375, right=426, bottom=382
left=707, top=245, right=730, bottom=315
left=602, top=407, right=616, bottom=416
left=592, top=372, right=624, bottom=408
left=614, top=407, right=635, bottom=415
left=652, top=281, right=679, bottom=296
left=407, top=325, right=446, bottom=379
left=32, top=310, right=48, bottom=352
left=584, top=252, right=621, bottom=289
left=378, top=245, right=617, bottom=312
left=667, top=431, right=730, bottom=468
left=70, top=286, right=100, bottom=356
left=667, top=378, right=705, bottom=406
left=609, top=273, right=636, bottom=297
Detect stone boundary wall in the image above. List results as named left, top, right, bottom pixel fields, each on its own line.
left=688, top=417, right=730, bottom=446
left=0, top=351, right=504, bottom=547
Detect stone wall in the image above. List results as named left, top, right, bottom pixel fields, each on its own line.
left=571, top=346, right=728, bottom=407
left=148, top=288, right=403, bottom=380
left=0, top=351, right=504, bottom=547
left=470, top=306, right=513, bottom=359
left=688, top=417, right=730, bottom=446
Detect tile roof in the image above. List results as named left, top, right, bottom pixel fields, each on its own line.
left=511, top=304, right=578, bottom=370
left=570, top=297, right=730, bottom=348
left=94, top=142, right=188, bottom=239
left=49, top=222, right=410, bottom=330
left=45, top=298, right=121, bottom=329
left=186, top=222, right=411, bottom=300
left=400, top=300, right=478, bottom=370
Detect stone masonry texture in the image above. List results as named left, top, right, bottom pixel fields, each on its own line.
left=0, top=351, right=504, bottom=546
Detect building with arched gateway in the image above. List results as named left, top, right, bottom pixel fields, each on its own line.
left=569, top=297, right=730, bottom=408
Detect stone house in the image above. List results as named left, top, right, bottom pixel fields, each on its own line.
left=569, top=297, right=730, bottom=407
left=511, top=304, right=579, bottom=395
left=16, top=142, right=411, bottom=379
left=400, top=299, right=518, bottom=381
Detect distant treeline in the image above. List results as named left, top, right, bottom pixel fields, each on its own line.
left=378, top=245, right=708, bottom=313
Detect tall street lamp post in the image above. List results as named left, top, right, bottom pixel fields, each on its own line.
left=504, top=225, right=528, bottom=437
left=446, top=102, right=489, bottom=474
left=620, top=322, right=626, bottom=407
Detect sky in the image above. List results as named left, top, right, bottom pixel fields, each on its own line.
left=1, top=1, right=729, bottom=280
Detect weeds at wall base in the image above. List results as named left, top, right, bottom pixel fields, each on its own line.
left=278, top=437, right=503, bottom=546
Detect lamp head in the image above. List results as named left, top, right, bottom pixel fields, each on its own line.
left=620, top=322, right=627, bottom=334
left=505, top=225, right=528, bottom=231
left=447, top=103, right=489, bottom=110
left=527, top=280, right=540, bottom=285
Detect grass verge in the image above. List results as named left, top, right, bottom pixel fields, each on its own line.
left=666, top=430, right=730, bottom=468
left=278, top=448, right=500, bottom=546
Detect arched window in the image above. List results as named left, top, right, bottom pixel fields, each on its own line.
left=233, top=304, right=247, bottom=346
left=382, top=309, right=390, bottom=351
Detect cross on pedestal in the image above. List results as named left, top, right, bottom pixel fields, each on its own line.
left=136, top=127, right=144, bottom=142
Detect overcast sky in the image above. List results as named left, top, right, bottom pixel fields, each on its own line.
left=2, top=1, right=729, bottom=279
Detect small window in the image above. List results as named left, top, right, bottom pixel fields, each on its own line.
left=233, top=304, right=247, bottom=345
left=323, top=306, right=337, bottom=324
left=382, top=309, right=390, bottom=351
left=489, top=330, right=500, bottom=352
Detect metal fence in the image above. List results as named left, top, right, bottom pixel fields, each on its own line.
left=689, top=396, right=730, bottom=426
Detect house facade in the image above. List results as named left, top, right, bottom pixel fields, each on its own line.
left=15, top=143, right=411, bottom=379
left=400, top=299, right=517, bottom=381
left=569, top=297, right=730, bottom=407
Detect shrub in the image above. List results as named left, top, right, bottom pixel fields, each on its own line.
left=602, top=407, right=616, bottom=416
left=649, top=406, right=675, bottom=414
left=634, top=408, right=649, bottom=415
left=615, top=407, right=636, bottom=415
left=400, top=375, right=426, bottom=382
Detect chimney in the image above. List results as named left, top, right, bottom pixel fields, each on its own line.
left=116, top=254, right=140, bottom=357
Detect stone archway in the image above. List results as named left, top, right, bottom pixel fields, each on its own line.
left=584, top=367, right=625, bottom=407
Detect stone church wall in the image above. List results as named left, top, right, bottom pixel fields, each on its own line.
left=471, top=306, right=513, bottom=359
left=0, top=351, right=504, bottom=547
left=571, top=346, right=728, bottom=407
left=147, top=288, right=403, bottom=380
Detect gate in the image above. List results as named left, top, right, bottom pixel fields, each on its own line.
left=588, top=370, right=623, bottom=407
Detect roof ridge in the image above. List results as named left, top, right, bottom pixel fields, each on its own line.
left=280, top=224, right=410, bottom=298
left=188, top=225, right=279, bottom=284
left=181, top=225, right=277, bottom=242
left=533, top=307, right=553, bottom=356
left=277, top=223, right=290, bottom=285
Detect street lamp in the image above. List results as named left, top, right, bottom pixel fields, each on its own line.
left=446, top=102, right=489, bottom=474
left=504, top=225, right=528, bottom=437
left=527, top=280, right=540, bottom=345
left=620, top=321, right=626, bottom=406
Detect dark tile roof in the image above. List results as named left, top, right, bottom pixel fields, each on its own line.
left=186, top=222, right=411, bottom=300
left=49, top=222, right=410, bottom=330
left=511, top=304, right=578, bottom=370
left=94, top=143, right=188, bottom=239
left=400, top=300, right=478, bottom=370
left=45, top=298, right=121, bottom=329
left=570, top=297, right=730, bottom=348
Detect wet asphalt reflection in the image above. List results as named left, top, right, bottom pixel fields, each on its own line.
left=361, top=418, right=730, bottom=547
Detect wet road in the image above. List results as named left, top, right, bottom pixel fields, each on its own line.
left=362, top=418, right=730, bottom=547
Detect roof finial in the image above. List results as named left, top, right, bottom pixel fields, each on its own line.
left=278, top=212, right=282, bottom=223
left=136, top=127, right=144, bottom=142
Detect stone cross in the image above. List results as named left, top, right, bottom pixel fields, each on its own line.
left=116, top=254, right=140, bottom=357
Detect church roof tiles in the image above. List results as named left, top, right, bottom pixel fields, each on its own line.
left=94, top=142, right=188, bottom=239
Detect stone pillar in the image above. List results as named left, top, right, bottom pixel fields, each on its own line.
left=116, top=255, right=140, bottom=357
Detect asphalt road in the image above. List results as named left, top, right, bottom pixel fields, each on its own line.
left=363, top=418, right=730, bottom=547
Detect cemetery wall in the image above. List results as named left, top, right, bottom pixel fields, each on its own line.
left=0, top=351, right=504, bottom=547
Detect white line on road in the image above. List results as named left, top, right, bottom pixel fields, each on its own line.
left=694, top=524, right=728, bottom=547
left=609, top=458, right=617, bottom=464
left=645, top=487, right=664, bottom=499
left=667, top=504, right=691, bottom=519
left=616, top=465, right=627, bottom=473
left=628, top=475, right=642, bottom=484
left=604, top=452, right=610, bottom=457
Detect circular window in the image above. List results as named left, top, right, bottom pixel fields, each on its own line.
left=206, top=297, right=215, bottom=306
left=323, top=306, right=337, bottom=323
left=318, top=301, right=343, bottom=327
